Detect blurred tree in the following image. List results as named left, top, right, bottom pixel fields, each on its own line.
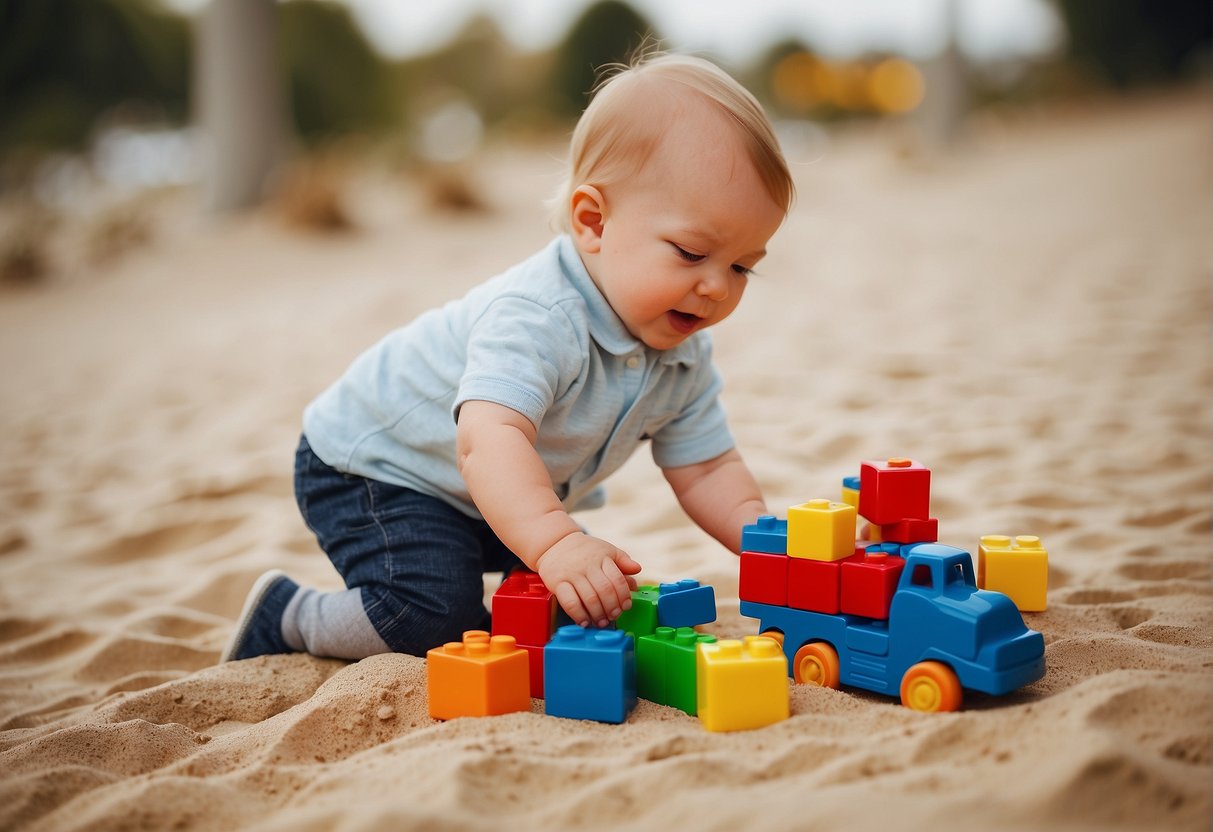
left=0, top=0, right=189, bottom=154
left=549, top=0, right=660, bottom=117
left=280, top=0, right=396, bottom=140
left=1054, top=0, right=1211, bottom=87
left=396, top=14, right=513, bottom=126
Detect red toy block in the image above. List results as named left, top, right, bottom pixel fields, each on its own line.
left=788, top=553, right=862, bottom=614
left=859, top=458, right=931, bottom=525
left=841, top=552, right=906, bottom=619
left=519, top=642, right=545, bottom=698
left=879, top=517, right=939, bottom=544
left=491, top=569, right=556, bottom=648
left=739, top=550, right=789, bottom=606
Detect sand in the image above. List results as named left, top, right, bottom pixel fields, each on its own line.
left=1, top=88, right=1210, bottom=831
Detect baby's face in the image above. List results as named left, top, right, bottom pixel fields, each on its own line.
left=588, top=108, right=785, bottom=351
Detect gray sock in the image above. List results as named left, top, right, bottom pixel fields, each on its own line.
left=280, top=587, right=392, bottom=660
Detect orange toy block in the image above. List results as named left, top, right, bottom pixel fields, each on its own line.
left=427, top=630, right=531, bottom=720
left=787, top=499, right=858, bottom=561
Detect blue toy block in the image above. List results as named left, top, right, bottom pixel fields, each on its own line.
left=842, top=475, right=861, bottom=491
left=741, top=515, right=787, bottom=554
left=543, top=626, right=636, bottom=724
left=657, top=580, right=717, bottom=628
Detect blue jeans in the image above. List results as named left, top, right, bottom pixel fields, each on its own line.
left=294, top=435, right=524, bottom=656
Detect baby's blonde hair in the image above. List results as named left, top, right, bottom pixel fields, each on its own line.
left=550, top=52, right=794, bottom=231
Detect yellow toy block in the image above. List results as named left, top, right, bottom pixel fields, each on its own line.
left=427, top=630, right=531, bottom=720
left=978, top=535, right=1048, bottom=612
left=787, top=499, right=857, bottom=561
left=696, top=635, right=789, bottom=732
left=841, top=485, right=859, bottom=509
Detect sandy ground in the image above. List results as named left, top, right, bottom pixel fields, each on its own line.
left=0, top=88, right=1210, bottom=831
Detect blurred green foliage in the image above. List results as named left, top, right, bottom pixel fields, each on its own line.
left=280, top=0, right=396, bottom=140
left=549, top=1, right=660, bottom=116
left=1054, top=0, right=1211, bottom=87
left=1, top=0, right=1209, bottom=168
left=0, top=0, right=189, bottom=153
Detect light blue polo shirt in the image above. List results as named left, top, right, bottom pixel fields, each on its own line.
left=302, top=235, right=735, bottom=518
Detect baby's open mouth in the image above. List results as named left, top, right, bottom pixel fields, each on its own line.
left=667, top=310, right=701, bottom=334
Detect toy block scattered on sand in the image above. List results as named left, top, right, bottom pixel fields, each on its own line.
left=491, top=569, right=557, bottom=697
left=427, top=631, right=531, bottom=720
left=544, top=626, right=636, bottom=724
left=637, top=626, right=717, bottom=715
left=978, top=535, right=1048, bottom=612
left=696, top=636, right=789, bottom=732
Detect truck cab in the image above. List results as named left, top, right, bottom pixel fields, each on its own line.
left=740, top=543, right=1045, bottom=711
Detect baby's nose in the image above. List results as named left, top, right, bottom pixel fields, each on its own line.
left=696, top=270, right=730, bottom=300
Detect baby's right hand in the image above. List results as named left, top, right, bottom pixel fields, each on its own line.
left=536, top=532, right=642, bottom=629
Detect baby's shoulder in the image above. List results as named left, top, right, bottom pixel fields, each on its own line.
left=463, top=247, right=588, bottom=324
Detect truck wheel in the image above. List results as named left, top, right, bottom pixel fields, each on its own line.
left=900, top=662, right=963, bottom=712
left=793, top=642, right=840, bottom=688
left=760, top=629, right=784, bottom=648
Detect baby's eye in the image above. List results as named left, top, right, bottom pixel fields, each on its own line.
left=732, top=264, right=753, bottom=277
left=672, top=244, right=705, bottom=263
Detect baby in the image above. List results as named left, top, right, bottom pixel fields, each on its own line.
left=222, top=53, right=794, bottom=663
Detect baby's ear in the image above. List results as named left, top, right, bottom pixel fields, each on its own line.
left=570, top=185, right=606, bottom=253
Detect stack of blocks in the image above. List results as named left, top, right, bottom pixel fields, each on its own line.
left=426, top=630, right=531, bottom=720
left=485, top=571, right=783, bottom=731
left=490, top=569, right=556, bottom=697
left=740, top=458, right=1047, bottom=618
left=741, top=481, right=910, bottom=620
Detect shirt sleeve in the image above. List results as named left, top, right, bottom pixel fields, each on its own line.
left=452, top=295, right=583, bottom=429
left=649, top=344, right=736, bottom=470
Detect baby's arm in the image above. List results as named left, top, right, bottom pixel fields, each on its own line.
left=662, top=448, right=768, bottom=554
left=456, top=400, right=641, bottom=628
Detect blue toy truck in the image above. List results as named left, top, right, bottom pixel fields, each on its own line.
left=740, top=543, right=1045, bottom=712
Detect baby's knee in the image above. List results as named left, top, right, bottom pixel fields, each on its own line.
left=363, top=584, right=489, bottom=657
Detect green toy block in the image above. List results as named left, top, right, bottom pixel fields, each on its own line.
left=668, top=628, right=716, bottom=715
left=636, top=626, right=716, bottom=715
left=636, top=626, right=674, bottom=703
left=615, top=585, right=660, bottom=639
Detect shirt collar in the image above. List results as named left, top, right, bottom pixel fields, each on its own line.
left=557, top=235, right=698, bottom=367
